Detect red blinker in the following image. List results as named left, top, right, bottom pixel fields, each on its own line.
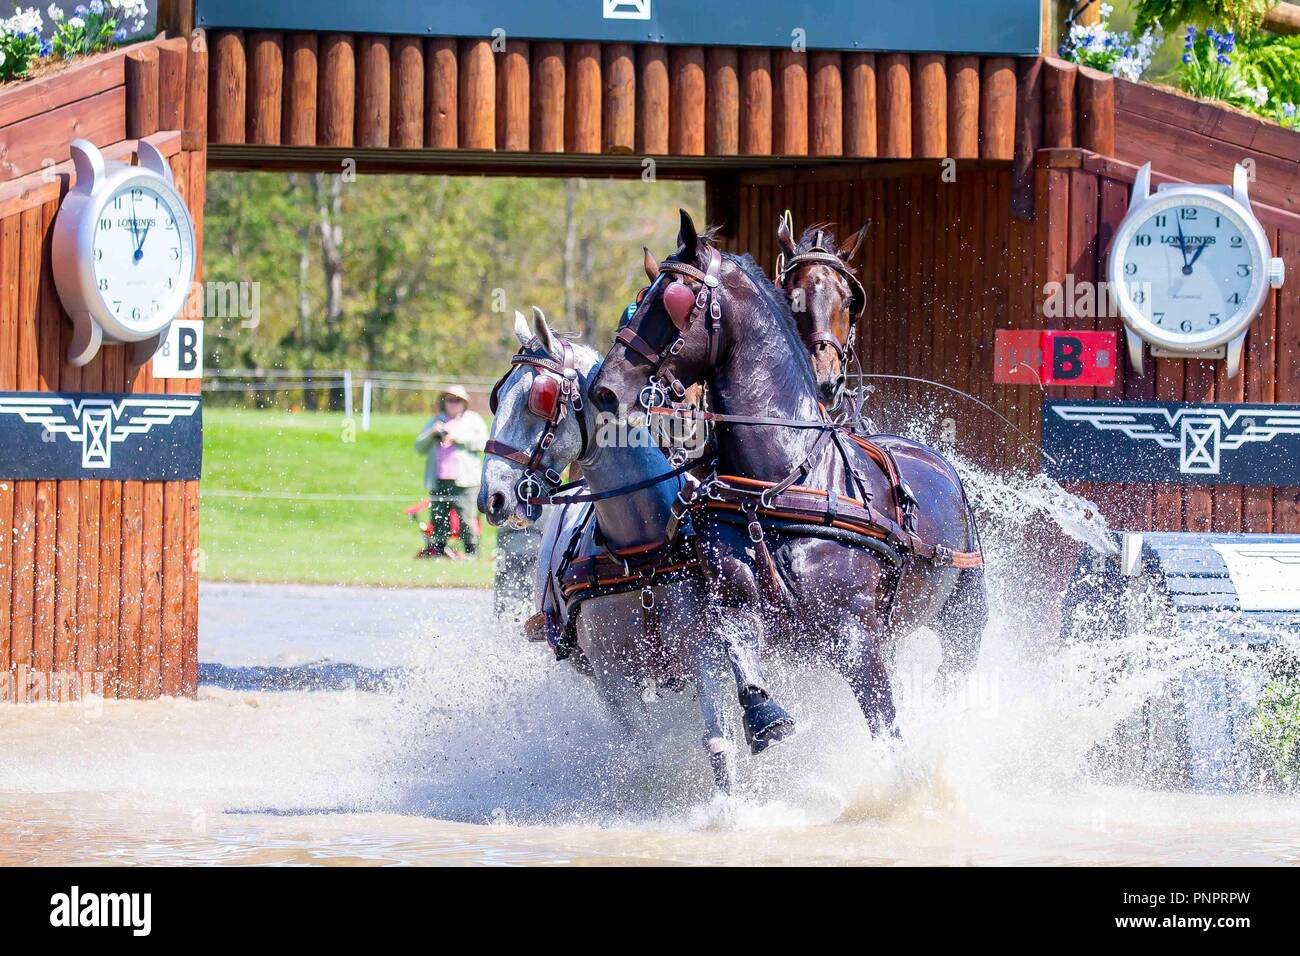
left=528, top=373, right=563, bottom=420
left=662, top=281, right=696, bottom=328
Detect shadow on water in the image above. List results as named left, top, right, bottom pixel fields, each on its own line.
left=199, top=661, right=405, bottom=693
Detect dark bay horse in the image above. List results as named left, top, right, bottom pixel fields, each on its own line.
left=591, top=211, right=987, bottom=740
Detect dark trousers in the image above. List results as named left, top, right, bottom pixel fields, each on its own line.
left=429, top=479, right=478, bottom=553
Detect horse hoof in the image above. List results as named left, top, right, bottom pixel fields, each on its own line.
left=741, top=691, right=795, bottom=755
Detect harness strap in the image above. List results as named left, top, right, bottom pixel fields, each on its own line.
left=483, top=439, right=532, bottom=467
left=615, top=325, right=663, bottom=365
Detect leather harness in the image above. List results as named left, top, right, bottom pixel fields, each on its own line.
left=776, top=227, right=866, bottom=364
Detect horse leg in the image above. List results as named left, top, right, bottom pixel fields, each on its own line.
left=930, top=564, right=988, bottom=687
left=709, top=601, right=795, bottom=754
left=685, top=637, right=736, bottom=793
left=830, top=594, right=898, bottom=737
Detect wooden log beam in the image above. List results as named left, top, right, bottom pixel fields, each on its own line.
left=1076, top=64, right=1115, bottom=156
left=602, top=43, right=635, bottom=154
left=912, top=52, right=946, bottom=158
left=636, top=44, right=669, bottom=155
left=426, top=38, right=457, bottom=149
left=283, top=33, right=317, bottom=146
left=156, top=36, right=188, bottom=133
left=1043, top=57, right=1076, bottom=148
left=246, top=31, right=283, bottom=145
left=809, top=51, right=843, bottom=157
left=317, top=33, right=355, bottom=148
left=356, top=35, right=391, bottom=148
left=460, top=38, right=496, bottom=150
left=125, top=46, right=160, bottom=140
left=391, top=36, right=424, bottom=149
left=980, top=56, right=1016, bottom=160
left=947, top=54, right=979, bottom=159
left=706, top=47, right=739, bottom=156
left=530, top=42, right=564, bottom=153
left=878, top=53, right=910, bottom=158
left=773, top=50, right=808, bottom=155
left=843, top=52, right=876, bottom=158
left=496, top=40, right=530, bottom=152
left=184, top=29, right=207, bottom=150
left=208, top=30, right=244, bottom=144
left=739, top=49, right=772, bottom=156
left=670, top=46, right=706, bottom=156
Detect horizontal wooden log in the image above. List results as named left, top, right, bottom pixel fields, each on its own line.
left=0, top=47, right=125, bottom=128
left=0, top=87, right=127, bottom=181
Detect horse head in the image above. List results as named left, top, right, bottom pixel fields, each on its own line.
left=478, top=307, right=599, bottom=527
left=776, top=212, right=868, bottom=406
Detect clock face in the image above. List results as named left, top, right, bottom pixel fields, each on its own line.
left=91, top=176, right=194, bottom=337
left=1111, top=191, right=1265, bottom=350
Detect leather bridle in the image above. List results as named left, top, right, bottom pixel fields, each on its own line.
left=485, top=338, right=588, bottom=520
left=614, top=246, right=724, bottom=412
left=776, top=230, right=865, bottom=363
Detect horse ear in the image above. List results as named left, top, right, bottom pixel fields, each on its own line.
left=531, top=305, right=558, bottom=356
left=643, top=247, right=660, bottom=281
left=840, top=221, right=870, bottom=262
left=513, top=310, right=533, bottom=347
left=677, top=208, right=699, bottom=261
left=777, top=209, right=796, bottom=258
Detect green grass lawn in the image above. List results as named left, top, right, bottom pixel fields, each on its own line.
left=200, top=408, right=496, bottom=587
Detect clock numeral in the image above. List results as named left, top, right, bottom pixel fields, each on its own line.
left=1209, top=313, right=1221, bottom=326
left=1124, top=262, right=1137, bottom=276
left=1228, top=292, right=1242, bottom=305
left=1180, top=319, right=1193, bottom=333
left=113, top=300, right=122, bottom=314
left=1237, top=264, right=1252, bottom=277
left=1135, top=234, right=1152, bottom=247
left=97, top=278, right=108, bottom=291
left=1133, top=289, right=1146, bottom=303
left=98, top=217, right=112, bottom=231
left=169, top=247, right=179, bottom=260
left=1179, top=207, right=1198, bottom=220
left=1153, top=312, right=1165, bottom=325
left=1230, top=236, right=1243, bottom=248
left=1155, top=214, right=1167, bottom=227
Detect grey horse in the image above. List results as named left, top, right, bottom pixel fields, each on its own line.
left=479, top=308, right=768, bottom=789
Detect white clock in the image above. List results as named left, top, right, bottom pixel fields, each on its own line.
left=52, top=138, right=197, bottom=367
left=1106, top=162, right=1284, bottom=378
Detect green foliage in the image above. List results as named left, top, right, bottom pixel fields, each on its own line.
left=202, top=172, right=702, bottom=408
left=1250, top=677, right=1300, bottom=788
left=1236, top=31, right=1300, bottom=125
left=200, top=407, right=495, bottom=587
left=48, top=4, right=119, bottom=60
left=1134, top=0, right=1279, bottom=34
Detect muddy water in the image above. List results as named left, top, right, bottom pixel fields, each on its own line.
left=2, top=468, right=1298, bottom=866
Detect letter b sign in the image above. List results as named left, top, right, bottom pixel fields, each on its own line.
left=1051, top=335, right=1084, bottom=380
left=151, top=319, right=205, bottom=379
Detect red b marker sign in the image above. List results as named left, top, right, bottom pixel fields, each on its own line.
left=993, top=329, right=1116, bottom=387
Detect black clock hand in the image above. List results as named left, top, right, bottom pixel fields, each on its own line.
left=1186, top=239, right=1209, bottom=272
left=1175, top=214, right=1191, bottom=272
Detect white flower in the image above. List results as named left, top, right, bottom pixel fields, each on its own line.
left=89, top=0, right=104, bottom=13
left=47, top=3, right=63, bottom=21
left=67, top=14, right=84, bottom=27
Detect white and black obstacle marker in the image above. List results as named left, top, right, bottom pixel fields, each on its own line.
left=1061, top=532, right=1300, bottom=792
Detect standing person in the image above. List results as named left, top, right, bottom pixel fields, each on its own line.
left=415, top=385, right=487, bottom=558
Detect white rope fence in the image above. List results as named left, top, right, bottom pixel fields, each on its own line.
left=203, top=369, right=496, bottom=428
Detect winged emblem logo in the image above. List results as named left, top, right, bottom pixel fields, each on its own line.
left=0, top=395, right=200, bottom=470
left=1050, top=404, right=1300, bottom=475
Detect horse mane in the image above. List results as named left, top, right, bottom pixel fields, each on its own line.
left=717, top=246, right=817, bottom=396
left=795, top=223, right=861, bottom=276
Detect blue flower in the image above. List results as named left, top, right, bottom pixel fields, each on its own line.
left=1185, top=25, right=1197, bottom=35
left=1284, top=103, right=1297, bottom=118
left=1217, top=53, right=1230, bottom=64
left=113, top=26, right=126, bottom=40
left=1182, top=53, right=1193, bottom=63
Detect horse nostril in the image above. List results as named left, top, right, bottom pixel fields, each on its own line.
left=488, top=491, right=506, bottom=516
left=593, top=385, right=618, bottom=410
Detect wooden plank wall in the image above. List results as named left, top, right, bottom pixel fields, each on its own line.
left=0, top=32, right=206, bottom=701
left=725, top=147, right=1299, bottom=537
left=204, top=31, right=1023, bottom=161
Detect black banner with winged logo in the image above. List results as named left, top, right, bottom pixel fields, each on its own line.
left=0, top=392, right=202, bottom=480
left=1043, top=399, right=1300, bottom=487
